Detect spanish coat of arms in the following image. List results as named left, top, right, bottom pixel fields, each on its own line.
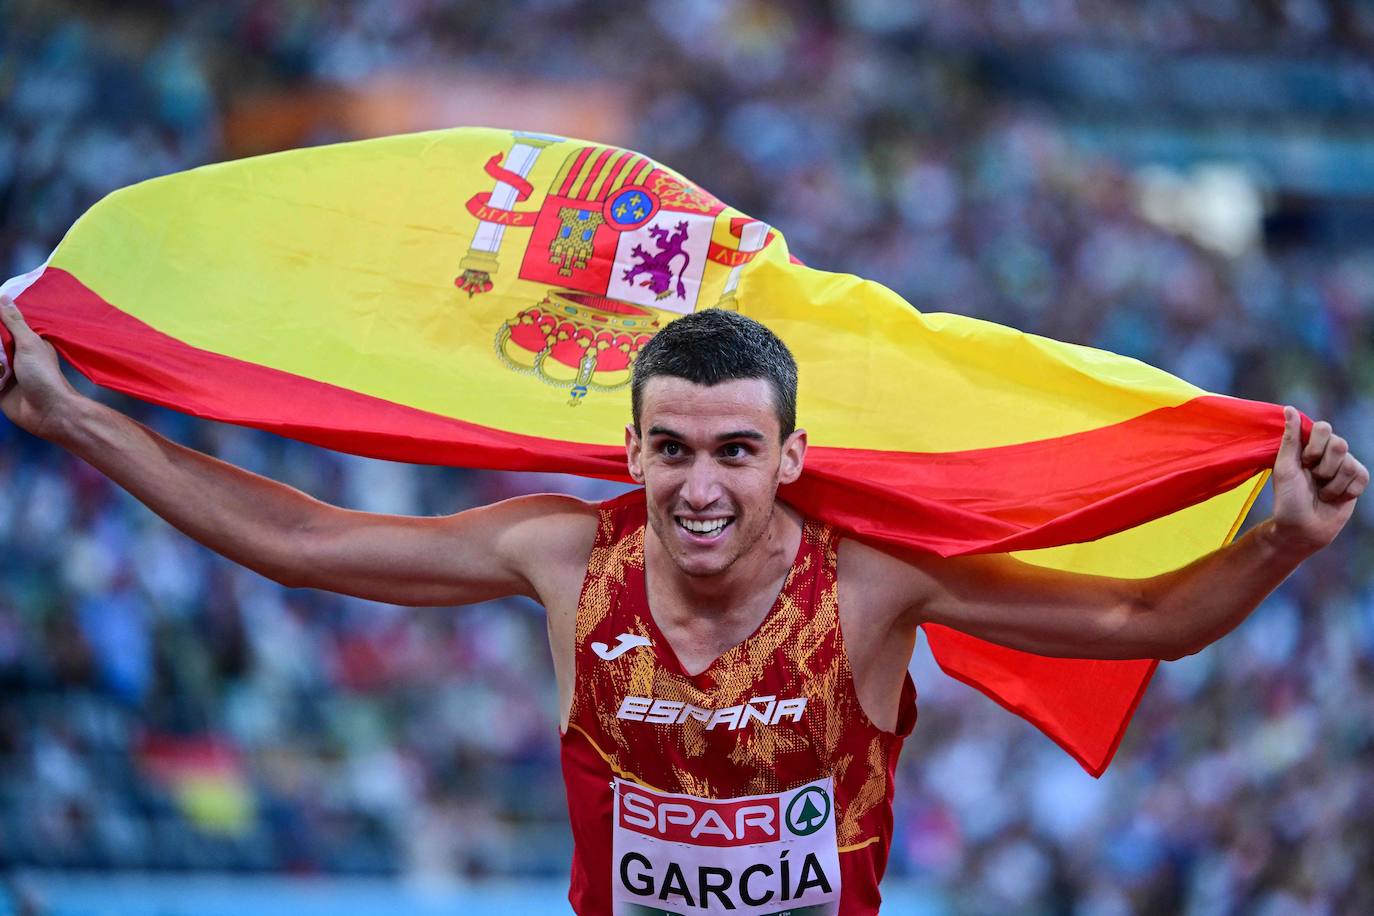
left=453, top=132, right=775, bottom=405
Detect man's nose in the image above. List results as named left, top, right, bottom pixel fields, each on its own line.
left=681, top=456, right=722, bottom=508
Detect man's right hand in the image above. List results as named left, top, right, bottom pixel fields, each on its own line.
left=0, top=294, right=83, bottom=443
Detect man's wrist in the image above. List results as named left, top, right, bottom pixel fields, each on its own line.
left=1255, top=516, right=1323, bottom=563
left=49, top=393, right=103, bottom=453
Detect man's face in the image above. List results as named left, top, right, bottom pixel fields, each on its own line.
left=626, top=376, right=806, bottom=579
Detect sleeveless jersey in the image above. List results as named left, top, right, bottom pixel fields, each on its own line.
left=560, top=490, right=917, bottom=915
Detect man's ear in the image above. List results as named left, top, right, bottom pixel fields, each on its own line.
left=625, top=424, right=645, bottom=483
left=778, top=428, right=807, bottom=485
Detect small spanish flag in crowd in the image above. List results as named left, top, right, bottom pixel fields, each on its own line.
left=137, top=733, right=255, bottom=836
left=1, top=127, right=1288, bottom=776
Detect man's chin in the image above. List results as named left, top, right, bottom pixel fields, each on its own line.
left=672, top=553, right=737, bottom=579
left=659, top=532, right=742, bottom=579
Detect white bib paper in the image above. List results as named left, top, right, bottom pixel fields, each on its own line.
left=611, top=776, right=841, bottom=915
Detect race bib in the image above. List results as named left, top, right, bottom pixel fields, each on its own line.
left=611, top=776, right=841, bottom=916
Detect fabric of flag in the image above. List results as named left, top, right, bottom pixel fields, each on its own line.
left=1, top=127, right=1292, bottom=777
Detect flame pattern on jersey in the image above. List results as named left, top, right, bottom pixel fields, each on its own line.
left=559, top=490, right=917, bottom=916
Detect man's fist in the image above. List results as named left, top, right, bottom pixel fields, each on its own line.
left=1271, top=405, right=1368, bottom=554
left=0, top=294, right=83, bottom=442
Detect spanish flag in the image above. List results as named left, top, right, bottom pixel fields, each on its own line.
left=137, top=733, right=255, bottom=836
left=1, top=127, right=1287, bottom=777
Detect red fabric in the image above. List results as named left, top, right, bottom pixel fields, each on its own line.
left=560, top=491, right=916, bottom=915
left=9, top=268, right=1297, bottom=775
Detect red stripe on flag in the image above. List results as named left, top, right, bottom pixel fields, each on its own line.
left=783, top=395, right=1288, bottom=556
left=922, top=626, right=1157, bottom=777
left=10, top=269, right=628, bottom=477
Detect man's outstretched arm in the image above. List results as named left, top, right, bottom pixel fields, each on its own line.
left=0, top=296, right=594, bottom=607
left=898, top=406, right=1367, bottom=661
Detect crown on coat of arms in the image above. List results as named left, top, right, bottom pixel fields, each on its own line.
left=495, top=291, right=660, bottom=405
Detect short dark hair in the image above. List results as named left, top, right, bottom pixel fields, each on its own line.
left=631, top=309, right=798, bottom=440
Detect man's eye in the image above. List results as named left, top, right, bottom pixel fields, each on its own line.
left=721, top=444, right=746, bottom=459
left=660, top=442, right=681, bottom=457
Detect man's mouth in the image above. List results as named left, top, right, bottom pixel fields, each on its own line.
left=676, top=516, right=734, bottom=539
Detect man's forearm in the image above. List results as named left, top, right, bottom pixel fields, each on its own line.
left=1139, top=518, right=1313, bottom=660
left=1141, top=407, right=1367, bottom=660
left=56, top=396, right=321, bottom=585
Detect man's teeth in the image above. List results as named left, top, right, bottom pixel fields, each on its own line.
left=678, top=517, right=731, bottom=535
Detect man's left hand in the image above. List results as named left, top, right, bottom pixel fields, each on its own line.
left=1271, top=405, right=1368, bottom=555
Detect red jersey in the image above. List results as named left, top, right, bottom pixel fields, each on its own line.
left=560, top=490, right=917, bottom=915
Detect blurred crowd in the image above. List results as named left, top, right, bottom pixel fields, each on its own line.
left=2, top=1, right=1372, bottom=914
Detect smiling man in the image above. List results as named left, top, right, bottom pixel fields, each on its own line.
left=0, top=301, right=1367, bottom=915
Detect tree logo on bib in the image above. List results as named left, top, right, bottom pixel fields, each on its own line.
left=785, top=786, right=831, bottom=837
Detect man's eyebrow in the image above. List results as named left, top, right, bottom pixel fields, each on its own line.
left=644, top=426, right=766, bottom=442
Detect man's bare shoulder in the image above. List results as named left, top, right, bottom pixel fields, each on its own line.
left=481, top=491, right=601, bottom=555
left=484, top=491, right=601, bottom=521
left=835, top=535, right=935, bottom=622
left=472, top=492, right=603, bottom=601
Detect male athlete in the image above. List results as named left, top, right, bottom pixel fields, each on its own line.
left=0, top=298, right=1366, bottom=914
